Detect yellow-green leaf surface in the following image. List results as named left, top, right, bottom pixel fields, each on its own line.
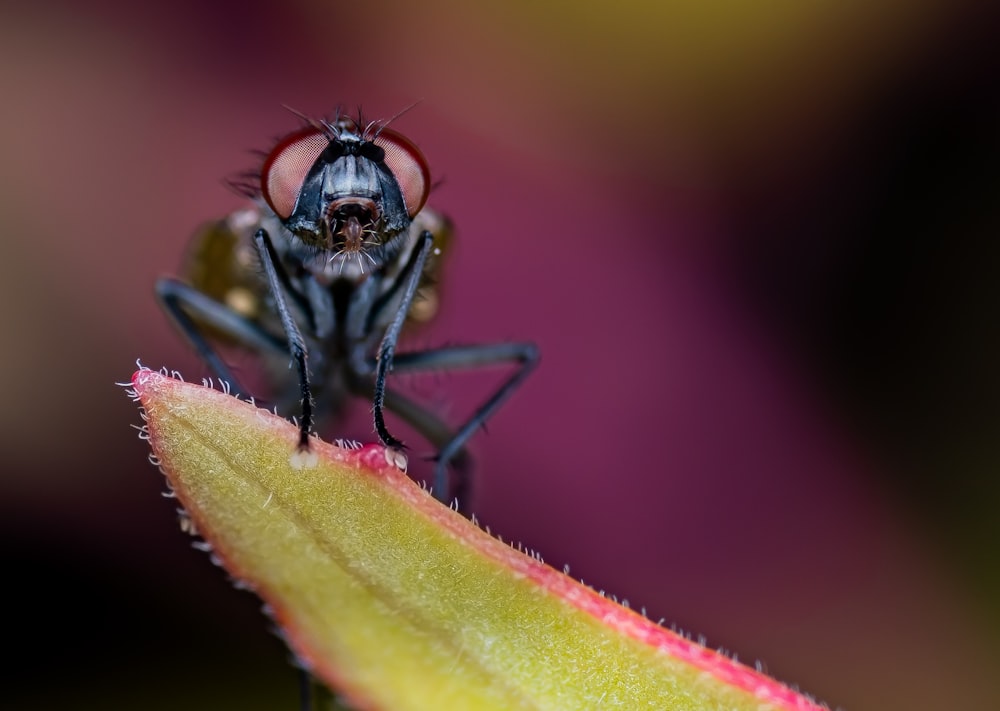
left=129, top=368, right=827, bottom=711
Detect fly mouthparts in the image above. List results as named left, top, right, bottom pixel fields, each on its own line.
left=327, top=197, right=379, bottom=223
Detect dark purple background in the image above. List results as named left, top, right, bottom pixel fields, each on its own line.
left=2, top=2, right=998, bottom=709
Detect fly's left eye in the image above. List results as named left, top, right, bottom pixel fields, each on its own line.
left=260, top=127, right=330, bottom=219
left=373, top=128, right=431, bottom=218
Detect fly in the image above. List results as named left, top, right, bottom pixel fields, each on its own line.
left=156, top=109, right=537, bottom=510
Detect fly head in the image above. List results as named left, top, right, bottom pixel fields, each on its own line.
left=259, top=115, right=430, bottom=270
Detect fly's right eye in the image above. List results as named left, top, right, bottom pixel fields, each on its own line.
left=260, top=127, right=330, bottom=219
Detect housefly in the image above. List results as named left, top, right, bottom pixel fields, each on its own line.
left=157, top=109, right=538, bottom=510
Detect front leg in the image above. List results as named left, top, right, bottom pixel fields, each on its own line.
left=254, top=229, right=314, bottom=450
left=371, top=230, right=435, bottom=455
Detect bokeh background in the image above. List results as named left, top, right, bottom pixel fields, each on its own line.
left=2, top=1, right=998, bottom=709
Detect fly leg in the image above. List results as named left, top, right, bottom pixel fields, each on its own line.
left=368, top=230, right=435, bottom=454
left=354, top=229, right=537, bottom=510
left=388, top=343, right=538, bottom=509
left=254, top=229, right=314, bottom=450
left=156, top=276, right=287, bottom=397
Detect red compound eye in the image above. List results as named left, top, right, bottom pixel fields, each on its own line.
left=373, top=127, right=431, bottom=218
left=260, top=127, right=329, bottom=219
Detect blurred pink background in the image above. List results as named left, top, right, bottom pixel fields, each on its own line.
left=1, top=1, right=998, bottom=709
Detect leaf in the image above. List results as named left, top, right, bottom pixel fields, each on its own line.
left=127, top=368, right=827, bottom=711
